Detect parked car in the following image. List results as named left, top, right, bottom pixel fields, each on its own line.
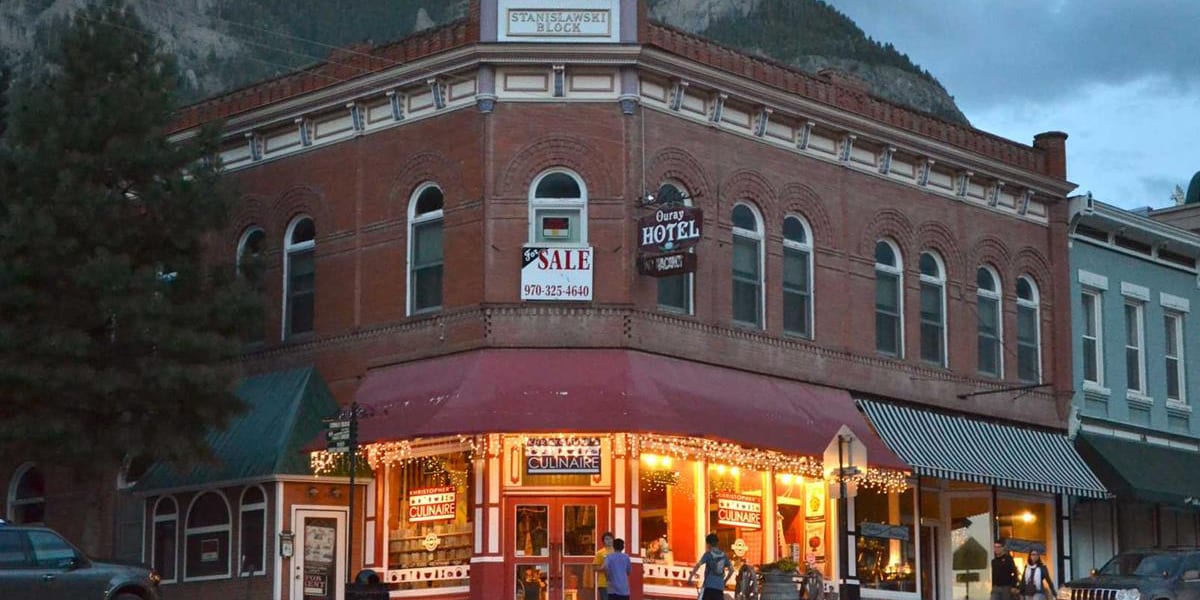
left=1059, top=549, right=1200, bottom=600
left=0, top=519, right=161, bottom=600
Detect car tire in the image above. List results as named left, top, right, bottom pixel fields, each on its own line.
left=113, top=593, right=143, bottom=600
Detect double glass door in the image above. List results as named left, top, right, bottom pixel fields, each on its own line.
left=509, top=497, right=608, bottom=600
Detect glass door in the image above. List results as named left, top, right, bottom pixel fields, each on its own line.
left=509, top=497, right=608, bottom=600
left=293, top=509, right=346, bottom=600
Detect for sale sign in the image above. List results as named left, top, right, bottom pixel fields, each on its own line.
left=408, top=486, right=456, bottom=523
left=521, top=246, right=593, bottom=301
left=717, top=493, right=762, bottom=529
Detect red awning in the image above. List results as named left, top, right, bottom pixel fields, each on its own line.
left=353, top=349, right=906, bottom=470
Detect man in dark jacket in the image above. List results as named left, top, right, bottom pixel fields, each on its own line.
left=992, top=541, right=1020, bottom=600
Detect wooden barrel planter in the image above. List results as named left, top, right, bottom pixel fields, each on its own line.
left=761, top=569, right=799, bottom=600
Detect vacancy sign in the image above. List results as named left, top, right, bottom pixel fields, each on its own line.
left=717, top=493, right=762, bottom=529
left=409, top=486, right=457, bottom=523
left=521, top=246, right=593, bottom=301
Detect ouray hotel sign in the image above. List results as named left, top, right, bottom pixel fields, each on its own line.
left=638, top=183, right=702, bottom=277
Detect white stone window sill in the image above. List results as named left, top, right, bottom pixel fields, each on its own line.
left=1082, top=381, right=1111, bottom=397
left=1126, top=391, right=1155, bottom=407
left=1166, top=400, right=1193, bottom=414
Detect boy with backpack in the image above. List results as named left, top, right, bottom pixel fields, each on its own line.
left=687, top=533, right=733, bottom=600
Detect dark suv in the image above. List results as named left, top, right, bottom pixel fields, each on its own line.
left=0, top=520, right=161, bottom=600
left=1060, top=549, right=1200, bottom=600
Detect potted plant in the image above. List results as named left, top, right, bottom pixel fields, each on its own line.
left=760, top=558, right=800, bottom=599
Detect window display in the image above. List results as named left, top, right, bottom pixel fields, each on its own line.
left=709, top=465, right=765, bottom=569
left=640, top=454, right=697, bottom=587
left=856, top=487, right=917, bottom=593
left=387, top=451, right=473, bottom=591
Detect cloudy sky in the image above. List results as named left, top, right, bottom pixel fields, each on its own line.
left=825, top=0, right=1200, bottom=209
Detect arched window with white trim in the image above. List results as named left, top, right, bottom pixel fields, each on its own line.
left=6, top=463, right=45, bottom=524
left=976, top=266, right=1003, bottom=377
left=782, top=215, right=813, bottom=338
left=656, top=182, right=693, bottom=314
left=185, top=491, right=231, bottom=581
left=152, top=496, right=178, bottom=583
left=919, top=251, right=947, bottom=366
left=238, top=486, right=267, bottom=576
left=1016, top=276, right=1042, bottom=383
left=731, top=203, right=764, bottom=328
left=408, top=184, right=444, bottom=315
left=236, top=226, right=265, bottom=284
left=875, top=240, right=903, bottom=357
left=283, top=216, right=315, bottom=339
left=529, top=170, right=587, bottom=245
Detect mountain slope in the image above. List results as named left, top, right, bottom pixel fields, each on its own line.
left=0, top=0, right=966, bottom=124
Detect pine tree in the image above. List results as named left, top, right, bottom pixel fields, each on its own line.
left=0, top=0, right=261, bottom=475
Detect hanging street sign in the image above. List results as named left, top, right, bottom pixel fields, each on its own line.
left=637, top=251, right=697, bottom=278
left=326, top=419, right=353, bottom=454
left=638, top=207, right=703, bottom=253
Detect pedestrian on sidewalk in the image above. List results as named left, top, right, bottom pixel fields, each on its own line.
left=594, top=531, right=614, bottom=600
left=688, top=533, right=733, bottom=600
left=1020, top=550, right=1056, bottom=600
left=602, top=538, right=632, bottom=600
left=991, top=540, right=1019, bottom=600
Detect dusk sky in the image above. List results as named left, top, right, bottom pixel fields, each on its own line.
left=825, top=0, right=1200, bottom=210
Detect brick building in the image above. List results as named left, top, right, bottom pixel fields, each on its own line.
left=4, top=1, right=1109, bottom=600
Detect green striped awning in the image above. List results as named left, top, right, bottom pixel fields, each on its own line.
left=858, top=399, right=1108, bottom=498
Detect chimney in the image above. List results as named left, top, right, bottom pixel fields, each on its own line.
left=1033, top=131, right=1068, bottom=179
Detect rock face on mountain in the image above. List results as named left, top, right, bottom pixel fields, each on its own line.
left=0, top=0, right=966, bottom=124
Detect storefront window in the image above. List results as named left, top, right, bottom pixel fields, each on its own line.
left=997, top=497, right=1053, bottom=576
left=857, top=487, right=917, bottom=594
left=709, top=465, right=765, bottom=569
left=775, top=474, right=828, bottom=573
left=949, top=496, right=991, bottom=600
left=386, top=451, right=473, bottom=591
left=640, top=454, right=699, bottom=587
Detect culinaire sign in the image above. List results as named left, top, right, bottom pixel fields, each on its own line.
left=717, top=493, right=762, bottom=529
left=638, top=207, right=703, bottom=253
left=526, top=437, right=602, bottom=474
left=408, top=486, right=457, bottom=523
left=521, top=246, right=593, bottom=301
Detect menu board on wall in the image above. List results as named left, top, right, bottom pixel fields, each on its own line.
left=716, top=493, right=762, bottom=529
left=408, top=486, right=457, bottom=523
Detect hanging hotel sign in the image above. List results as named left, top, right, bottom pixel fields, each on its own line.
left=638, top=251, right=697, bottom=278
left=521, top=246, right=593, bottom=301
left=525, top=437, right=602, bottom=474
left=408, top=486, right=457, bottom=523
left=499, top=0, right=620, bottom=43
left=638, top=207, right=703, bottom=253
left=716, top=493, right=762, bottom=529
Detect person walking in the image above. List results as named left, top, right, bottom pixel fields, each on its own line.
left=602, top=538, right=632, bottom=600
left=991, top=540, right=1019, bottom=600
left=688, top=533, right=733, bottom=600
left=1020, top=550, right=1056, bottom=600
left=594, top=531, right=614, bottom=599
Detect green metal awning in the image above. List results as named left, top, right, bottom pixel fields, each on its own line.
left=858, top=399, right=1109, bottom=498
left=134, top=367, right=338, bottom=493
left=1075, top=432, right=1200, bottom=508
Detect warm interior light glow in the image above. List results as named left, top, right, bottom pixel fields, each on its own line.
left=780, top=474, right=794, bottom=485
left=1020, top=511, right=1036, bottom=524
left=661, top=456, right=672, bottom=468
left=715, top=464, right=727, bottom=475
left=731, top=467, right=740, bottom=476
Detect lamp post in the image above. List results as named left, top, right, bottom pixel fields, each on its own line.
left=825, top=426, right=867, bottom=600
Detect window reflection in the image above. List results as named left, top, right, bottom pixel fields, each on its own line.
left=516, top=506, right=549, bottom=557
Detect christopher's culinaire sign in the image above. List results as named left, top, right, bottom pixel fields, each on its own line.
left=521, top=246, right=593, bottom=301
left=717, top=493, right=762, bottom=529
left=498, top=0, right=621, bottom=43
left=408, top=486, right=457, bottom=523
left=526, top=437, right=602, bottom=474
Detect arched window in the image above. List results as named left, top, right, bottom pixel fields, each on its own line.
left=283, top=216, right=315, bottom=339
left=731, top=203, right=764, bottom=328
left=529, top=170, right=586, bottom=244
left=185, top=491, right=231, bottom=581
left=976, top=267, right=1003, bottom=377
left=874, top=240, right=903, bottom=357
left=656, top=182, right=694, bottom=314
left=6, top=463, right=45, bottom=524
left=1016, top=276, right=1042, bottom=383
left=238, top=486, right=267, bottom=576
left=236, top=227, right=266, bottom=283
left=782, top=215, right=813, bottom=338
left=919, top=252, right=946, bottom=366
left=408, top=184, right=444, bottom=315
left=152, top=496, right=178, bottom=582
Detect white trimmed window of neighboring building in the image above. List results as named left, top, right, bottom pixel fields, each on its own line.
left=408, top=184, right=445, bottom=315
left=1165, top=311, right=1186, bottom=403
left=236, top=226, right=266, bottom=283
left=529, top=170, right=587, bottom=245
left=283, top=216, right=316, bottom=339
left=919, top=251, right=947, bottom=367
left=238, top=486, right=267, bottom=576
left=1016, top=275, right=1042, bottom=383
left=874, top=240, right=904, bottom=357
left=1081, top=289, right=1104, bottom=386
left=1124, top=300, right=1146, bottom=395
left=731, top=202, right=764, bottom=329
left=152, top=496, right=178, bottom=583
left=976, top=266, right=1003, bottom=378
left=6, top=463, right=45, bottom=525
left=184, top=491, right=232, bottom=581
left=782, top=215, right=813, bottom=339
